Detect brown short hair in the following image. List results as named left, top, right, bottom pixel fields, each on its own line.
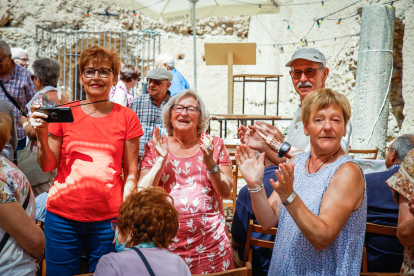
left=120, top=64, right=141, bottom=83
left=301, top=88, right=351, bottom=126
left=79, top=46, right=120, bottom=80
left=118, top=187, right=179, bottom=249
left=0, top=113, right=12, bottom=152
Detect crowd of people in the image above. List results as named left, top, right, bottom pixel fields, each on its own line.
left=0, top=38, right=413, bottom=276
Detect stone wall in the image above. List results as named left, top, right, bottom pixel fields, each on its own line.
left=0, top=0, right=413, bottom=150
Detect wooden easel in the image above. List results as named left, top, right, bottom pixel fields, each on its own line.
left=204, top=43, right=256, bottom=114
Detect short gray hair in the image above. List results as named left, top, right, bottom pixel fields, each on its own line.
left=391, top=134, right=414, bottom=162
left=161, top=89, right=210, bottom=137
left=0, top=41, right=11, bottom=56
left=32, top=58, right=61, bottom=87
left=11, top=48, right=28, bottom=59
left=156, top=54, right=175, bottom=69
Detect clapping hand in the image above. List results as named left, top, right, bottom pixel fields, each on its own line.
left=238, top=124, right=268, bottom=153
left=235, top=144, right=265, bottom=189
left=270, top=163, right=295, bottom=202
left=250, top=121, right=285, bottom=153
left=152, top=126, right=168, bottom=158
left=199, top=133, right=216, bottom=169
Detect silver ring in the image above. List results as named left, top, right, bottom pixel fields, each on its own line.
left=206, top=145, right=212, bottom=150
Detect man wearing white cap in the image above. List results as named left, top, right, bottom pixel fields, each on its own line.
left=129, top=68, right=172, bottom=159
left=238, top=48, right=352, bottom=163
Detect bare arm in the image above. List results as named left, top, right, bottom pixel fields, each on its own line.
left=137, top=127, right=168, bottom=190
left=30, top=111, right=62, bottom=172
left=0, top=202, right=45, bottom=259
left=273, top=161, right=365, bottom=250
left=397, top=194, right=414, bottom=247
left=122, top=137, right=139, bottom=200
left=236, top=144, right=281, bottom=229
left=200, top=134, right=232, bottom=198
left=20, top=116, right=36, bottom=139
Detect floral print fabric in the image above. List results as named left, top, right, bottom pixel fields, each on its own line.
left=0, top=155, right=36, bottom=274
left=386, top=148, right=414, bottom=275
left=140, top=136, right=234, bottom=274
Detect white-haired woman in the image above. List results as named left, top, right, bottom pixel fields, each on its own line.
left=138, top=89, right=234, bottom=274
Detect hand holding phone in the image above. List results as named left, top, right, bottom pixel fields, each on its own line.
left=34, top=107, right=74, bottom=123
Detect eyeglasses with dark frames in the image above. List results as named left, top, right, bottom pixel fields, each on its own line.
left=172, top=104, right=201, bottom=115
left=0, top=56, right=8, bottom=63
left=83, top=67, right=113, bottom=78
left=148, top=79, right=169, bottom=86
left=30, top=75, right=38, bottom=81
left=290, top=67, right=324, bottom=79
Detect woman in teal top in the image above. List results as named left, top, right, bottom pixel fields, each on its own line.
left=236, top=88, right=367, bottom=275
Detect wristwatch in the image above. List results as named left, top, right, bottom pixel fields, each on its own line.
left=282, top=191, right=297, bottom=206
left=278, top=142, right=291, bottom=158
left=206, top=164, right=219, bottom=173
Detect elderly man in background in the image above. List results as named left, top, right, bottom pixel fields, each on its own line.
left=0, top=41, right=36, bottom=157
left=365, top=134, right=414, bottom=272
left=11, top=47, right=30, bottom=69
left=155, top=53, right=189, bottom=96
left=129, top=68, right=172, bottom=159
left=239, top=48, right=352, bottom=164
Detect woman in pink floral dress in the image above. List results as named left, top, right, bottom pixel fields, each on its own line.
left=139, top=89, right=234, bottom=274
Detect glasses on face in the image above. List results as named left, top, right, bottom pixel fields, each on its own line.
left=83, top=67, right=113, bottom=78
left=30, top=75, right=38, bottom=81
left=172, top=104, right=201, bottom=115
left=148, top=79, right=168, bottom=86
left=385, top=147, right=393, bottom=155
left=18, top=58, right=30, bottom=64
left=290, top=67, right=324, bottom=79
left=0, top=56, right=8, bottom=63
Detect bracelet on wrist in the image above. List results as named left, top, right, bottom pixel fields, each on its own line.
left=248, top=184, right=264, bottom=193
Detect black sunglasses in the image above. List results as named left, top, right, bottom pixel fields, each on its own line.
left=30, top=75, right=38, bottom=81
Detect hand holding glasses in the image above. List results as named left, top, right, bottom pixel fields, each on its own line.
left=83, top=67, right=113, bottom=78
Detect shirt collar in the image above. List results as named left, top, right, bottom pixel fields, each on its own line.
left=149, top=90, right=171, bottom=107
left=387, top=164, right=400, bottom=171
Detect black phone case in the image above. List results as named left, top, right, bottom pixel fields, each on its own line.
left=35, top=107, right=74, bottom=123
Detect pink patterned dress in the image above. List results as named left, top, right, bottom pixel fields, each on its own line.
left=140, top=136, right=234, bottom=274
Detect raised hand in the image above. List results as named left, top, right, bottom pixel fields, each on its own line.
left=29, top=111, right=49, bottom=138
left=235, top=144, right=265, bottom=188
left=199, top=133, right=216, bottom=169
left=152, top=126, right=168, bottom=158
left=238, top=125, right=248, bottom=144
left=251, top=122, right=284, bottom=153
left=270, top=163, right=295, bottom=202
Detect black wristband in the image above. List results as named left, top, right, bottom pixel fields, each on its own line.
left=278, top=142, right=291, bottom=158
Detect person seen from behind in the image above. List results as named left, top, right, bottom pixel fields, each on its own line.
left=94, top=187, right=191, bottom=276
left=109, top=64, right=140, bottom=107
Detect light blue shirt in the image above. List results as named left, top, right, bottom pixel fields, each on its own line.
left=169, top=68, right=190, bottom=96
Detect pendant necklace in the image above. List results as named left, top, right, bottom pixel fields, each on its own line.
left=307, top=146, right=341, bottom=174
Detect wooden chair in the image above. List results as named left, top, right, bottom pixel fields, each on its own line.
left=348, top=147, right=379, bottom=159
left=193, top=262, right=252, bottom=276
left=242, top=219, right=277, bottom=265
left=360, top=222, right=400, bottom=276
left=223, top=144, right=239, bottom=219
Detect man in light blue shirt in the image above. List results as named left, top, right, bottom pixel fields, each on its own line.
left=155, top=53, right=189, bottom=96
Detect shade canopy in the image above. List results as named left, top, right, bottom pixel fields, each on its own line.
left=107, top=0, right=280, bottom=23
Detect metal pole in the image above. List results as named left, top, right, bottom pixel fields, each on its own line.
left=190, top=0, right=198, bottom=90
